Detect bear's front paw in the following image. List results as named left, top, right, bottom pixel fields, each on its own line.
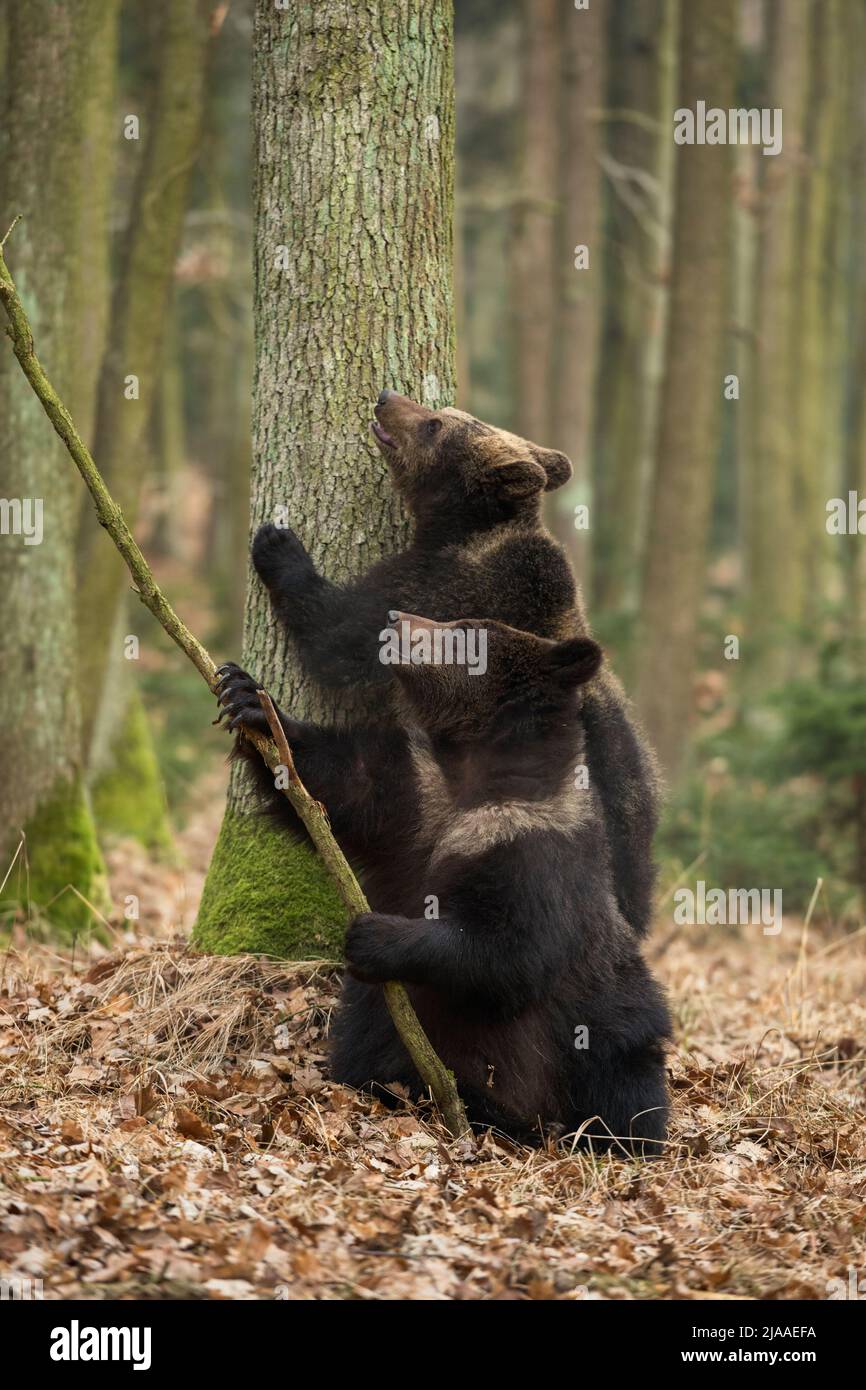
left=344, top=913, right=404, bottom=983
left=213, top=662, right=270, bottom=736
left=251, top=521, right=317, bottom=593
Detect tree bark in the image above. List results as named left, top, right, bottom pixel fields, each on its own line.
left=0, top=0, right=118, bottom=936
left=194, top=0, right=456, bottom=958
left=635, top=0, right=735, bottom=779
left=512, top=0, right=558, bottom=444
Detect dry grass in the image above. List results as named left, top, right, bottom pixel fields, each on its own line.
left=1, top=911, right=865, bottom=1301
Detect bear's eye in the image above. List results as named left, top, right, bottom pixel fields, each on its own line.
left=425, top=418, right=442, bottom=438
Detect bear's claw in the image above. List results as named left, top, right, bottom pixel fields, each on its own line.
left=213, top=662, right=269, bottom=735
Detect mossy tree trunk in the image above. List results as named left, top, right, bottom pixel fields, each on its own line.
left=76, top=0, right=213, bottom=846
left=635, top=0, right=735, bottom=779
left=0, top=0, right=119, bottom=936
left=194, top=0, right=456, bottom=958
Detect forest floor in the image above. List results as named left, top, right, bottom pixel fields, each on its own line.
left=1, top=785, right=865, bottom=1301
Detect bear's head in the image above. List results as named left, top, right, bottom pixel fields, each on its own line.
left=370, top=390, right=572, bottom=530
left=382, top=610, right=602, bottom=741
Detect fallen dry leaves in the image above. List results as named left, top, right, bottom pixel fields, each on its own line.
left=3, top=757, right=866, bottom=1312
left=1, top=915, right=865, bottom=1301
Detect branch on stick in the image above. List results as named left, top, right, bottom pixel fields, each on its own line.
left=0, top=231, right=469, bottom=1140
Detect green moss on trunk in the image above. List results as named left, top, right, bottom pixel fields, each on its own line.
left=193, top=809, right=346, bottom=958
left=1, top=778, right=109, bottom=939
left=90, top=692, right=174, bottom=855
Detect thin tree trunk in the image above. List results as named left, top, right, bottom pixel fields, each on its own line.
left=512, top=0, right=558, bottom=444
left=791, top=0, right=841, bottom=632
left=76, top=0, right=213, bottom=762
left=843, top=0, right=866, bottom=640
left=149, top=306, right=186, bottom=561
left=194, top=0, right=456, bottom=958
left=548, top=0, right=605, bottom=590
left=635, top=0, right=735, bottom=779
left=743, top=0, right=808, bottom=684
left=591, top=0, right=669, bottom=618
left=202, top=250, right=251, bottom=652
left=733, top=1, right=763, bottom=598
left=0, top=0, right=118, bottom=935
left=454, top=1, right=521, bottom=428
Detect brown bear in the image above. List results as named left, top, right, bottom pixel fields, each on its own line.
left=247, top=391, right=661, bottom=938
left=215, top=613, right=670, bottom=1152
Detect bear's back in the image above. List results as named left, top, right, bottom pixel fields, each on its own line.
left=350, top=523, right=585, bottom=641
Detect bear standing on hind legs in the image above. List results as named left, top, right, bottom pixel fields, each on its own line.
left=216, top=615, right=671, bottom=1153
left=249, top=391, right=661, bottom=939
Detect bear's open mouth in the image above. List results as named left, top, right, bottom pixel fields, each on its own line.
left=371, top=420, right=396, bottom=449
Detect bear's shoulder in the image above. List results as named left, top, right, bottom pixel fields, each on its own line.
left=462, top=526, right=579, bottom=629
left=461, top=524, right=567, bottom=568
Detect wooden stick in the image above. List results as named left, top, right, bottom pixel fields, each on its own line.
left=256, top=693, right=469, bottom=1137
left=0, top=233, right=469, bottom=1139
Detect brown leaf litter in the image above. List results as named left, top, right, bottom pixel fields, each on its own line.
left=1, top=921, right=865, bottom=1300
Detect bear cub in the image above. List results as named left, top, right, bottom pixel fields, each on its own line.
left=216, top=614, right=671, bottom=1152
left=248, top=390, right=660, bottom=939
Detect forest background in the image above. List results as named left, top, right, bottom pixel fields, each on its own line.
left=2, top=0, right=866, bottom=1305
left=1, top=0, right=864, bottom=963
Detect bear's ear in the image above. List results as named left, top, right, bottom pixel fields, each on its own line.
left=544, top=637, right=603, bottom=687
left=533, top=448, right=573, bottom=492
left=486, top=457, right=548, bottom=500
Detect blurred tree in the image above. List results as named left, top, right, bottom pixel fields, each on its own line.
left=843, top=0, right=866, bottom=639
left=78, top=0, right=214, bottom=849
left=549, top=0, right=605, bottom=587
left=0, top=0, right=119, bottom=934
left=199, top=191, right=252, bottom=651
left=453, top=0, right=519, bottom=427
left=733, top=0, right=763, bottom=601
left=742, top=0, right=808, bottom=682
left=592, top=0, right=671, bottom=616
left=178, top=1, right=253, bottom=649
left=512, top=0, right=558, bottom=443
left=205, top=280, right=252, bottom=650
left=791, top=0, right=841, bottom=631
left=149, top=305, right=186, bottom=561
left=194, top=0, right=456, bottom=957
left=636, top=0, right=735, bottom=778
